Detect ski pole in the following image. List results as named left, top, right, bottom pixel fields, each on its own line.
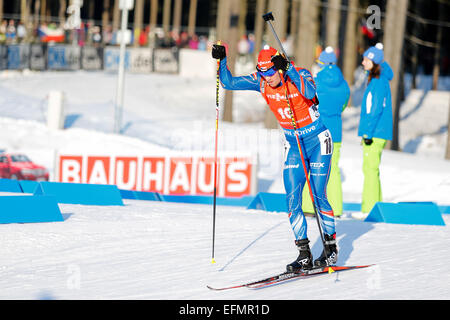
left=211, top=40, right=221, bottom=264
left=263, top=12, right=331, bottom=263
left=262, top=12, right=290, bottom=60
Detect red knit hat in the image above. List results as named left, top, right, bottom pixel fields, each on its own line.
left=256, top=46, right=278, bottom=72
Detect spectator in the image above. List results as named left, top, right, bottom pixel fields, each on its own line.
left=92, top=26, right=102, bottom=45
left=139, top=26, right=149, bottom=46
left=178, top=31, right=189, bottom=48
left=188, top=34, right=199, bottom=49
left=248, top=33, right=255, bottom=54
left=17, top=21, right=26, bottom=43
left=6, top=20, right=16, bottom=44
left=352, top=43, right=393, bottom=219
left=238, top=35, right=249, bottom=55
left=301, top=46, right=350, bottom=218
left=102, top=24, right=113, bottom=45
left=238, top=35, right=250, bottom=63
left=198, top=35, right=207, bottom=51
left=0, top=20, right=7, bottom=44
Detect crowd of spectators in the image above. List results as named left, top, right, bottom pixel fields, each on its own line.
left=0, top=19, right=273, bottom=62
left=0, top=18, right=218, bottom=52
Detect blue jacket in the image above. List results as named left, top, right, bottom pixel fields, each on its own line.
left=315, top=64, right=350, bottom=143
left=218, top=57, right=317, bottom=99
left=358, top=61, right=394, bottom=141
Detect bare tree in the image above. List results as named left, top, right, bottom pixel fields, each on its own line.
left=384, top=0, right=409, bottom=151
left=222, top=0, right=240, bottom=122
left=172, top=0, right=182, bottom=35
left=432, top=1, right=444, bottom=90
left=295, top=0, right=319, bottom=70
left=150, top=0, right=158, bottom=31
left=59, top=0, right=66, bottom=25
left=446, top=98, right=450, bottom=160
left=134, top=0, right=144, bottom=46
left=343, top=0, right=358, bottom=88
left=253, top=0, right=266, bottom=63
left=326, top=0, right=341, bottom=50
left=162, top=0, right=171, bottom=38
left=188, top=0, right=198, bottom=36
left=102, top=0, right=111, bottom=39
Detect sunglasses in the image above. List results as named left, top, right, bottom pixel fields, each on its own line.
left=257, top=66, right=277, bottom=77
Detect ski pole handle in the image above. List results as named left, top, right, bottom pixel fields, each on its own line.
left=263, top=12, right=289, bottom=61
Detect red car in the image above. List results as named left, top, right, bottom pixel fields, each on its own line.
left=0, top=153, right=49, bottom=181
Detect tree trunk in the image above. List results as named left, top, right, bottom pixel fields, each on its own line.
left=150, top=0, right=158, bottom=29
left=59, top=0, right=66, bottom=25
left=384, top=0, right=409, bottom=151
left=261, top=0, right=287, bottom=129
left=134, top=0, right=144, bottom=46
left=40, top=0, right=47, bottom=23
left=432, top=1, right=444, bottom=90
left=445, top=98, right=450, bottom=160
left=343, top=0, right=358, bottom=88
left=113, top=0, right=120, bottom=31
left=21, top=0, right=30, bottom=25
left=172, top=0, right=182, bottom=34
left=221, top=0, right=240, bottom=123
left=326, top=0, right=341, bottom=49
left=253, top=0, right=266, bottom=63
left=290, top=0, right=299, bottom=54
left=265, top=0, right=287, bottom=49
left=295, top=0, right=319, bottom=70
left=188, top=0, right=198, bottom=36
left=238, top=0, right=247, bottom=39
left=102, top=0, right=110, bottom=37
left=162, top=0, right=171, bottom=38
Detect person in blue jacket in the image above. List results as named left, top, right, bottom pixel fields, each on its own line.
left=353, top=43, right=393, bottom=219
left=302, top=47, right=350, bottom=218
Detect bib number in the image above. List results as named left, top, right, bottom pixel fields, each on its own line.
left=318, top=130, right=333, bottom=155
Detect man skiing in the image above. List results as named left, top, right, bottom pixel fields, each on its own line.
left=211, top=43, right=337, bottom=271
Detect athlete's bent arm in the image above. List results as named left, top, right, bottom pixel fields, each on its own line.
left=219, top=58, right=261, bottom=92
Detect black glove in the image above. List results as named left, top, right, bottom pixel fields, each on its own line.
left=271, top=54, right=289, bottom=72
left=212, top=44, right=226, bottom=60
left=363, top=138, right=373, bottom=146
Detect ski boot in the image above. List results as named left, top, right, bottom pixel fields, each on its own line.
left=286, top=238, right=313, bottom=272
left=314, top=233, right=338, bottom=267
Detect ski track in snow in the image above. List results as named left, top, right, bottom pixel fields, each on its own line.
left=1, top=199, right=449, bottom=300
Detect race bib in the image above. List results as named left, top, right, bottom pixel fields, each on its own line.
left=318, top=130, right=333, bottom=155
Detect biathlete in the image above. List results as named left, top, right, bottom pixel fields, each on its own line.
left=211, top=43, right=338, bottom=271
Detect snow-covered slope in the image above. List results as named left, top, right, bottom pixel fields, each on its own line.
left=0, top=70, right=449, bottom=300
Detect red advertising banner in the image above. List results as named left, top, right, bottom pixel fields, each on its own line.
left=57, top=153, right=257, bottom=197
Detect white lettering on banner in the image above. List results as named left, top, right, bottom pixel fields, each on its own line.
left=170, top=160, right=191, bottom=193
left=197, top=161, right=215, bottom=193
left=88, top=160, right=109, bottom=184
left=142, top=158, right=164, bottom=192
left=57, top=154, right=256, bottom=197
left=227, top=162, right=249, bottom=193
left=116, top=159, right=137, bottom=190
left=61, top=159, right=81, bottom=183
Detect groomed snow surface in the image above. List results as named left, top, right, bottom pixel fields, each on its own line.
left=0, top=70, right=449, bottom=301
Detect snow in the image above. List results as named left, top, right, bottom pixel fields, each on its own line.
left=0, top=69, right=449, bottom=300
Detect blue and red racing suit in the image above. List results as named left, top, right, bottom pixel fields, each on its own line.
left=219, top=57, right=336, bottom=240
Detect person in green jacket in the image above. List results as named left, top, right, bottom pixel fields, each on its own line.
left=302, top=47, right=350, bottom=218
left=352, top=43, right=393, bottom=220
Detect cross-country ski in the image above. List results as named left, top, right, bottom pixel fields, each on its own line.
left=207, top=265, right=374, bottom=291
